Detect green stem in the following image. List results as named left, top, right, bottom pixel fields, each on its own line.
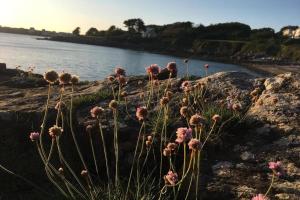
left=89, top=133, right=99, bottom=176
left=264, top=173, right=275, bottom=197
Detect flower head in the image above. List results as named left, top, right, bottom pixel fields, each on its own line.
left=167, top=143, right=178, bottom=151
left=58, top=167, right=64, bottom=175
left=81, top=170, right=88, bottom=177
left=183, top=59, right=189, bottom=63
left=164, top=171, right=178, bottom=185
left=55, top=101, right=65, bottom=110
left=189, top=114, right=206, bottom=127
left=180, top=106, right=188, bottom=117
left=44, top=70, right=58, bottom=84
left=115, top=67, right=126, bottom=76
left=181, top=81, right=191, bottom=89
left=70, top=75, right=79, bottom=85
left=117, top=75, right=127, bottom=85
left=160, top=97, right=169, bottom=106
left=109, top=100, right=118, bottom=110
left=146, top=64, right=160, bottom=76
left=59, top=72, right=72, bottom=85
left=86, top=125, right=93, bottom=133
left=49, top=125, right=63, bottom=138
left=107, top=76, right=115, bottom=82
left=166, top=62, right=177, bottom=73
left=29, top=132, right=40, bottom=142
left=175, top=127, right=192, bottom=143
left=188, top=138, right=201, bottom=151
left=269, top=161, right=284, bottom=176
left=204, top=64, right=209, bottom=69
left=136, top=106, right=147, bottom=121
left=232, top=103, right=242, bottom=111
left=212, top=114, right=221, bottom=122
left=251, top=194, right=269, bottom=200
left=121, top=91, right=128, bottom=97
left=90, top=106, right=104, bottom=118
left=163, top=148, right=172, bottom=157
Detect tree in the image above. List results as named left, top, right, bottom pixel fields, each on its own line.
left=86, top=27, right=98, bottom=36
left=123, top=18, right=145, bottom=33
left=72, top=27, right=80, bottom=36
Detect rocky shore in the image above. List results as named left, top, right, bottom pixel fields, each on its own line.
left=0, top=66, right=299, bottom=199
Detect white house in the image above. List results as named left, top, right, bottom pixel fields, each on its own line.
left=282, top=26, right=300, bottom=39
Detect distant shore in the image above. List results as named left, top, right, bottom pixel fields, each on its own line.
left=43, top=36, right=299, bottom=76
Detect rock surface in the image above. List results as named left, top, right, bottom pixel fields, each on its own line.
left=0, top=68, right=299, bottom=199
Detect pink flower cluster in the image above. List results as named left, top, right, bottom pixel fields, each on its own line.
left=175, top=127, right=192, bottom=143
left=166, top=62, right=177, bottom=73
left=252, top=194, right=269, bottom=200
left=146, top=64, right=160, bottom=76
left=164, top=170, right=178, bottom=185
left=114, top=67, right=126, bottom=77
left=188, top=138, right=201, bottom=151
left=29, top=132, right=40, bottom=141
left=269, top=161, right=284, bottom=176
left=136, top=106, right=147, bottom=121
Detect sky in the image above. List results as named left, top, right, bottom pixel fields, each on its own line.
left=0, top=0, right=299, bottom=33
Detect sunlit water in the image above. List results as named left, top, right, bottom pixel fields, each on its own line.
left=0, top=32, right=260, bottom=80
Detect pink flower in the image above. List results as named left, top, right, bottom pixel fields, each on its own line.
left=136, top=106, right=147, bottom=121
left=188, top=138, right=201, bottom=151
left=181, top=81, right=191, bottom=89
left=204, top=64, right=209, bottom=69
left=90, top=106, right=104, bottom=118
left=166, top=62, right=177, bottom=73
left=114, top=67, right=126, bottom=76
left=252, top=194, right=269, bottom=200
left=164, top=170, right=178, bottom=185
left=269, top=161, right=284, bottom=176
left=29, top=132, right=40, bottom=141
left=146, top=64, right=160, bottom=76
left=175, top=127, right=192, bottom=143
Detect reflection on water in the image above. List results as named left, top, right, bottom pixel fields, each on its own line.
left=0, top=32, right=260, bottom=80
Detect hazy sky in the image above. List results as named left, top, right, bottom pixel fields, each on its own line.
left=0, top=0, right=299, bottom=33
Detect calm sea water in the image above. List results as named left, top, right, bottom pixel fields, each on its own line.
left=0, top=32, right=260, bottom=80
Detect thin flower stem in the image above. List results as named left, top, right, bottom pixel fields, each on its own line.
left=113, top=109, right=119, bottom=186
left=89, top=133, right=99, bottom=176
left=70, top=84, right=94, bottom=190
left=264, top=173, right=275, bottom=197
left=184, top=156, right=195, bottom=200
left=98, top=120, right=111, bottom=199
left=56, top=138, right=91, bottom=198
left=125, top=121, right=145, bottom=200
left=195, top=127, right=203, bottom=200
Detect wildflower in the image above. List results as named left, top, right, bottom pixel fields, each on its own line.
left=90, top=106, right=104, bottom=118
left=212, top=114, right=221, bottom=122
left=232, top=103, right=242, bottom=111
left=189, top=114, right=206, bottom=127
left=81, top=170, right=88, bottom=177
left=167, top=143, right=178, bottom=152
left=204, top=64, right=209, bottom=69
left=181, top=81, right=191, bottom=89
left=183, top=59, right=189, bottom=63
left=29, top=132, right=40, bottom=142
left=115, top=67, right=126, bottom=76
left=160, top=97, right=169, bottom=106
left=49, top=125, right=63, bottom=138
left=166, top=62, right=177, bottom=73
left=180, top=106, right=188, bottom=117
left=146, top=64, right=160, bottom=77
left=147, top=135, right=153, bottom=142
left=146, top=140, right=152, bottom=147
left=164, top=171, right=178, bottom=185
left=107, top=75, right=115, bottom=82
left=188, top=138, right=201, bottom=151
left=58, top=167, right=64, bottom=175
left=251, top=194, right=269, bottom=200
left=70, top=75, right=79, bottom=85
left=269, top=161, right=284, bottom=176
left=109, top=100, right=118, bottom=110
left=117, top=75, right=127, bottom=85
left=163, top=147, right=172, bottom=157
left=86, top=125, right=93, bottom=133
left=59, top=72, right=72, bottom=85
left=175, top=127, right=192, bottom=143
left=136, top=106, right=147, bottom=121
left=44, top=70, right=58, bottom=84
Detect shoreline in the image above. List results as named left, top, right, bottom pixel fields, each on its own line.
left=43, top=37, right=299, bottom=76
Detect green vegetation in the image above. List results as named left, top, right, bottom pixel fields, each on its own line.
left=52, top=20, right=300, bottom=63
